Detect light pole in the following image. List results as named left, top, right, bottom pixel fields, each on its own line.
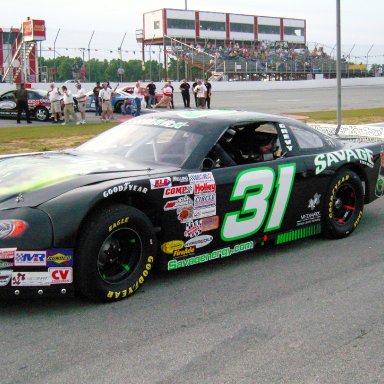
left=336, top=0, right=342, bottom=132
left=53, top=28, right=60, bottom=82
left=87, top=30, right=95, bottom=82
left=185, top=0, right=187, bottom=10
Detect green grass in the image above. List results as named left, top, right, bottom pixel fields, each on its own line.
left=0, top=122, right=117, bottom=154
left=292, top=108, right=384, bottom=124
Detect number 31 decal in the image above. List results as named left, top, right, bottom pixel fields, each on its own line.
left=221, top=164, right=296, bottom=241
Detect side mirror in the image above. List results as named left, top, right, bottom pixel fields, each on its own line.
left=201, top=157, right=215, bottom=171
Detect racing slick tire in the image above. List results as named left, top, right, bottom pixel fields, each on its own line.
left=34, top=106, right=49, bottom=121
left=322, top=169, right=364, bottom=239
left=75, top=204, right=157, bottom=301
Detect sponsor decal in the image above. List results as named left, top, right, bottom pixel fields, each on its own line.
left=150, top=177, right=172, bottom=189
left=201, top=216, right=219, bottom=232
left=279, top=125, right=293, bottom=151
left=163, top=195, right=193, bottom=211
left=0, top=270, right=12, bottom=286
left=49, top=267, right=73, bottom=284
left=14, top=251, right=46, bottom=267
left=171, top=175, right=190, bottom=185
left=314, top=148, right=374, bottom=175
left=185, top=235, right=213, bottom=249
left=184, top=220, right=202, bottom=238
left=297, top=211, right=321, bottom=226
left=163, top=185, right=193, bottom=198
left=172, top=246, right=196, bottom=257
left=193, top=206, right=217, bottom=220
left=108, top=217, right=129, bottom=232
left=193, top=193, right=216, bottom=208
left=11, top=272, right=51, bottom=286
left=193, top=182, right=216, bottom=195
left=375, top=148, right=384, bottom=198
left=177, top=206, right=193, bottom=223
left=0, top=260, right=13, bottom=269
left=0, top=101, right=17, bottom=109
left=0, top=248, right=16, bottom=259
left=168, top=241, right=254, bottom=270
left=131, top=118, right=189, bottom=129
left=354, top=210, right=363, bottom=228
left=46, top=249, right=73, bottom=267
left=161, top=240, right=184, bottom=254
left=328, top=174, right=349, bottom=219
left=276, top=224, right=322, bottom=245
left=308, top=193, right=321, bottom=211
left=106, top=256, right=154, bottom=299
left=103, top=182, right=148, bottom=197
left=188, top=172, right=214, bottom=184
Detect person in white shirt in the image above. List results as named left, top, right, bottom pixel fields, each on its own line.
left=133, top=82, right=143, bottom=117
left=99, top=82, right=119, bottom=122
left=47, top=83, right=62, bottom=123
left=75, top=83, right=87, bottom=124
left=193, top=80, right=207, bottom=109
left=61, top=85, right=80, bottom=125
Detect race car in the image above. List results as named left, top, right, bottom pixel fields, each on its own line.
left=0, top=89, right=51, bottom=121
left=120, top=84, right=163, bottom=105
left=0, top=110, right=383, bottom=301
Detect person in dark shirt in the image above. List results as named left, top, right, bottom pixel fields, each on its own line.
left=179, top=79, right=191, bottom=108
left=169, top=81, right=175, bottom=109
left=192, top=78, right=198, bottom=107
left=93, top=82, right=101, bottom=116
left=14, top=83, right=31, bottom=124
left=146, top=80, right=156, bottom=108
left=204, top=79, right=212, bottom=109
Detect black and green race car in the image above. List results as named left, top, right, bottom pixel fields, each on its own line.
left=0, top=110, right=383, bottom=301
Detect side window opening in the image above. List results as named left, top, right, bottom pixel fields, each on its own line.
left=289, top=124, right=324, bottom=150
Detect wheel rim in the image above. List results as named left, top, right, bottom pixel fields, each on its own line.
left=35, top=108, right=47, bottom=121
left=97, top=228, right=142, bottom=284
left=332, top=183, right=356, bottom=225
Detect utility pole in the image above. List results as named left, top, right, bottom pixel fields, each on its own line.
left=53, top=28, right=60, bottom=82
left=87, top=30, right=95, bottom=82
left=185, top=0, right=187, bottom=10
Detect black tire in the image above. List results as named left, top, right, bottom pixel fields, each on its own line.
left=75, top=204, right=157, bottom=301
left=34, top=106, right=49, bottom=121
left=322, top=169, right=364, bottom=239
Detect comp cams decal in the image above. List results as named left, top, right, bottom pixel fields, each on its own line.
left=168, top=241, right=254, bottom=270
left=163, top=185, right=193, bottom=198
left=314, top=148, right=374, bottom=175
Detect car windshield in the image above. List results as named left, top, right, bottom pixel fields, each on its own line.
left=76, top=122, right=203, bottom=167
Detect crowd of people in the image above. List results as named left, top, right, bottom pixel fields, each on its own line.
left=170, top=40, right=338, bottom=73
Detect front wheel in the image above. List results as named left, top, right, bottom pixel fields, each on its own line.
left=34, top=106, right=49, bottom=121
left=322, top=169, right=364, bottom=238
left=75, top=204, right=157, bottom=301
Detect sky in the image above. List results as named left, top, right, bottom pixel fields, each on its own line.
left=1, top=0, right=383, bottom=64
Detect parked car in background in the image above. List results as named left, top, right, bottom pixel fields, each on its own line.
left=120, top=84, right=163, bottom=105
left=74, top=90, right=134, bottom=113
left=0, top=89, right=51, bottom=121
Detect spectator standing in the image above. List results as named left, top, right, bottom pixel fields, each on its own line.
left=146, top=80, right=156, bottom=108
left=154, top=82, right=172, bottom=109
left=192, top=78, right=198, bottom=107
left=179, top=79, right=191, bottom=108
left=47, top=83, right=61, bottom=123
left=93, top=81, right=101, bottom=116
left=99, top=82, right=119, bottom=122
left=193, top=80, right=207, bottom=109
left=204, top=79, right=212, bottom=109
left=133, top=82, right=143, bottom=117
left=14, top=83, right=31, bottom=124
left=169, top=81, right=175, bottom=109
left=61, top=85, right=80, bottom=125
left=75, top=83, right=87, bottom=124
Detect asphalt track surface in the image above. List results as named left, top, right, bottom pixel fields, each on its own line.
left=0, top=83, right=383, bottom=127
left=1, top=85, right=384, bottom=384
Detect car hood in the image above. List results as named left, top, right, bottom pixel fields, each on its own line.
left=0, top=151, right=178, bottom=209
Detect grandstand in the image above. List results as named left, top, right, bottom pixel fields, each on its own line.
left=137, top=8, right=366, bottom=81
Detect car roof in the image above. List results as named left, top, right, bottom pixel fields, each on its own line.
left=128, top=110, right=299, bottom=135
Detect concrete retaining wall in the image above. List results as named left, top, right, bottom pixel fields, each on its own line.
left=1, top=77, right=384, bottom=94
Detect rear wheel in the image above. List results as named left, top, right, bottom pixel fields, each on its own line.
left=75, top=204, right=156, bottom=301
left=322, top=169, right=364, bottom=238
left=35, top=107, right=49, bottom=121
